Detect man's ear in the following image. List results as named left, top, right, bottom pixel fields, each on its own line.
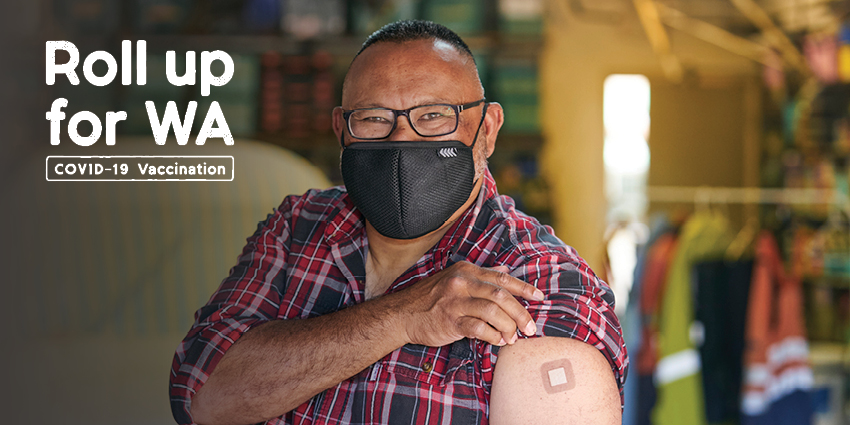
left=332, top=107, right=346, bottom=143
left=482, top=102, right=504, bottom=158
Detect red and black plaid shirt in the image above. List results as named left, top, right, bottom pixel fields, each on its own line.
left=170, top=170, right=627, bottom=424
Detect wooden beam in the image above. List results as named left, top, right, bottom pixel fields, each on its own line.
left=633, top=0, right=684, bottom=82
left=655, top=3, right=771, bottom=66
left=727, top=0, right=811, bottom=76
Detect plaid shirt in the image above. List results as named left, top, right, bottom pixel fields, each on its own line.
left=170, top=170, right=627, bottom=424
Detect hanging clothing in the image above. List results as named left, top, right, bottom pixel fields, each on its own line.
left=653, top=211, right=733, bottom=425
left=694, top=259, right=754, bottom=425
left=634, top=231, right=678, bottom=425
left=623, top=216, right=672, bottom=425
left=741, top=232, right=814, bottom=425
left=636, top=232, right=678, bottom=374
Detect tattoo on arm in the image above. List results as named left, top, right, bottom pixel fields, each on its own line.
left=540, top=359, right=575, bottom=394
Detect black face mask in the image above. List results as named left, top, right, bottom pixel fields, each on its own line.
left=340, top=105, right=487, bottom=240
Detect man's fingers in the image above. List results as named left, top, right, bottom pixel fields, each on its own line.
left=480, top=267, right=544, bottom=302
left=487, top=265, right=510, bottom=274
left=456, top=317, right=504, bottom=346
left=465, top=298, right=520, bottom=341
left=466, top=279, right=537, bottom=336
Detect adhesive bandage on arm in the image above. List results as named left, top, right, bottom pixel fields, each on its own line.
left=540, top=359, right=575, bottom=394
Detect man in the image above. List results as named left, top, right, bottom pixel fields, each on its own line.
left=170, top=20, right=627, bottom=425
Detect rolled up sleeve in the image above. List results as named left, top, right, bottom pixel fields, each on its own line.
left=169, top=198, right=293, bottom=424
left=477, top=250, right=628, bottom=406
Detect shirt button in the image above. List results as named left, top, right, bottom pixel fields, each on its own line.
left=422, top=361, right=433, bottom=373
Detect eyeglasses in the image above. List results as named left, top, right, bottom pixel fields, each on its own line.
left=343, top=99, right=485, bottom=140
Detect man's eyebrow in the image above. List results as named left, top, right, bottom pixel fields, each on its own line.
left=348, top=98, right=459, bottom=110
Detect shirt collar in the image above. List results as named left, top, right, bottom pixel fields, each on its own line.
left=325, top=191, right=365, bottom=245
left=433, top=168, right=498, bottom=257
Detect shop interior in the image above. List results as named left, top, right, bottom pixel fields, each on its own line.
left=3, top=0, right=850, bottom=424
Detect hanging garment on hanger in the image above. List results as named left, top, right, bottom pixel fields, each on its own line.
left=624, top=216, right=672, bottom=425
left=633, top=230, right=678, bottom=425
left=741, top=232, right=814, bottom=425
left=653, top=211, right=733, bottom=425
left=694, top=259, right=754, bottom=424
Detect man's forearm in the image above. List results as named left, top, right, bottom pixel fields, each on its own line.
left=188, top=260, right=543, bottom=425
left=190, top=294, right=409, bottom=425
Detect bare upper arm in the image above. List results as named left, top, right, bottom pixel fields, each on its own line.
left=489, top=336, right=621, bottom=425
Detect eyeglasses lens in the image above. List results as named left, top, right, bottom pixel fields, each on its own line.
left=349, top=105, right=458, bottom=138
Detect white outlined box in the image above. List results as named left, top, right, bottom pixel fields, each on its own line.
left=46, top=156, right=235, bottom=181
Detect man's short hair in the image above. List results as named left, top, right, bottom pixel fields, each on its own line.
left=355, top=20, right=476, bottom=64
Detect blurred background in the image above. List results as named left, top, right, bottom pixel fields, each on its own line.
left=1, top=0, right=850, bottom=424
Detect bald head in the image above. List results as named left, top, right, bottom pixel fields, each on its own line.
left=342, top=20, right=484, bottom=105
left=342, top=38, right=483, bottom=108
left=355, top=20, right=476, bottom=65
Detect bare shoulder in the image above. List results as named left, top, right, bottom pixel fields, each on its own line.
left=490, top=336, right=621, bottom=425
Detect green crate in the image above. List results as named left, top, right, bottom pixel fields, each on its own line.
left=493, top=64, right=538, bottom=99
left=499, top=18, right=543, bottom=36
left=351, top=0, right=420, bottom=35
left=422, top=0, right=485, bottom=36
left=501, top=102, right=539, bottom=133
left=498, top=0, right=543, bottom=36
left=202, top=54, right=261, bottom=97
left=133, top=0, right=190, bottom=34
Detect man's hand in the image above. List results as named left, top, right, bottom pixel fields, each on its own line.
left=388, top=261, right=544, bottom=347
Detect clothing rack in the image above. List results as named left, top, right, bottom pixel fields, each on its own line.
left=647, top=185, right=850, bottom=216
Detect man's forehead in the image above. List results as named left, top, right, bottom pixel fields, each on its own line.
left=342, top=39, right=480, bottom=107
left=353, top=38, right=470, bottom=68
left=431, top=39, right=469, bottom=62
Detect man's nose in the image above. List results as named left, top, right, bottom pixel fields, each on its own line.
left=386, top=115, right=419, bottom=141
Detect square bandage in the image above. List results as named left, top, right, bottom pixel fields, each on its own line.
left=540, top=359, right=574, bottom=393
left=547, top=367, right=568, bottom=387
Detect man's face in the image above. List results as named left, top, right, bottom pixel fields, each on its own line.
left=335, top=39, right=494, bottom=169
left=333, top=38, right=504, bottom=238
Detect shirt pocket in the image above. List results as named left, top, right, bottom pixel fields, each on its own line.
left=368, top=339, right=485, bottom=424
left=374, top=338, right=476, bottom=387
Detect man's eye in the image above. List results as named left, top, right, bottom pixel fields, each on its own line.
left=359, top=116, right=390, bottom=123
left=419, top=112, right=446, bottom=121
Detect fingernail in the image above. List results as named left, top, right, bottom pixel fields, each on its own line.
left=525, top=321, right=537, bottom=336
left=498, top=337, right=506, bottom=346
left=510, top=333, right=518, bottom=344
left=533, top=289, right=545, bottom=301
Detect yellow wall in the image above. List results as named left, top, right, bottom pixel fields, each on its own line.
left=2, top=139, right=331, bottom=424
left=540, top=7, right=759, bottom=272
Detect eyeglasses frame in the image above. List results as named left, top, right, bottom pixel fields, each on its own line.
left=342, top=98, right=486, bottom=141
